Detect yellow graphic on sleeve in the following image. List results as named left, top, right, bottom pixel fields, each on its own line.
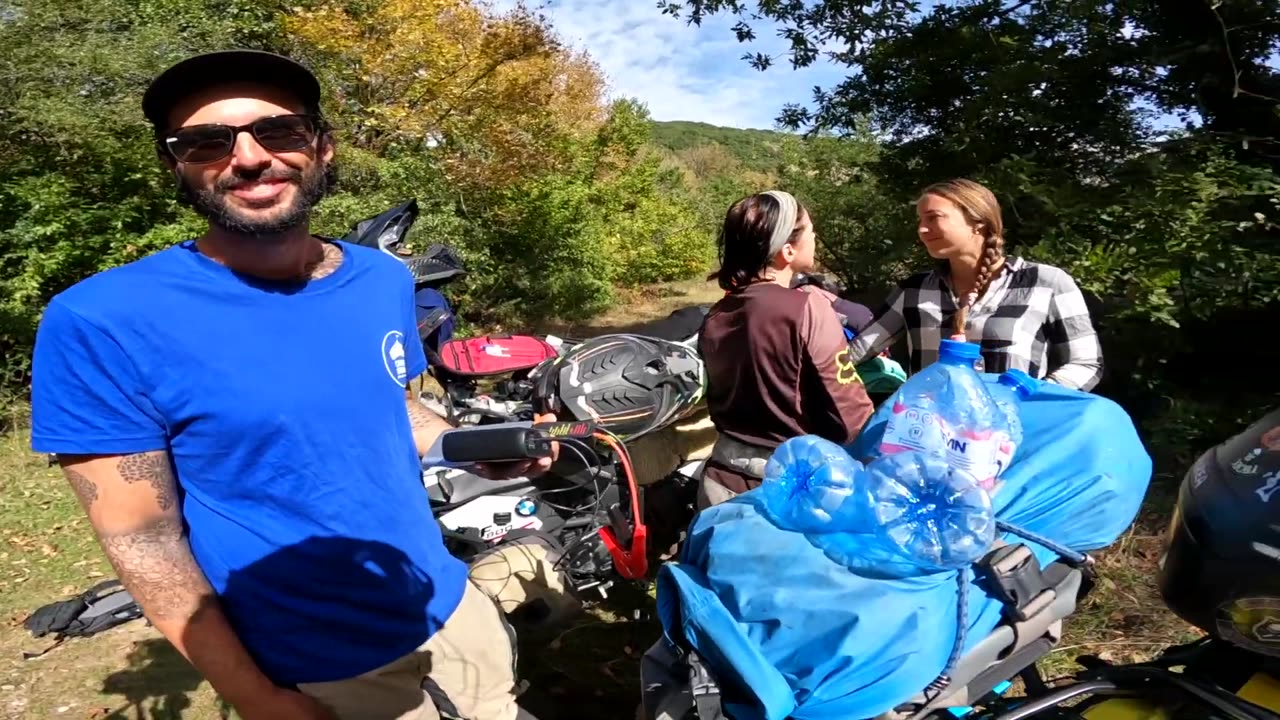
left=835, top=348, right=862, bottom=385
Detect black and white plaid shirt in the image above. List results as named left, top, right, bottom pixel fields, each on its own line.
left=849, top=256, right=1104, bottom=391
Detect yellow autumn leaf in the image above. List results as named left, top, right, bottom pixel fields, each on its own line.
left=283, top=0, right=608, bottom=190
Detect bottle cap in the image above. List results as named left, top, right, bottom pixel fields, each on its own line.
left=939, top=338, right=981, bottom=364
left=997, top=368, right=1040, bottom=398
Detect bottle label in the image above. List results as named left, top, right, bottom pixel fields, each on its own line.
left=880, top=401, right=950, bottom=456
left=993, top=437, right=1017, bottom=484
left=947, top=431, right=1010, bottom=489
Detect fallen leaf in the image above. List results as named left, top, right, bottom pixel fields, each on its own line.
left=87, top=571, right=104, bottom=578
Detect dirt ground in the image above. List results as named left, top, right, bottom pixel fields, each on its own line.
left=0, top=278, right=1201, bottom=719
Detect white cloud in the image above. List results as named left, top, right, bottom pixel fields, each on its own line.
left=488, top=0, right=846, bottom=130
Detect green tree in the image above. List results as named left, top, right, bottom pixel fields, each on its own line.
left=655, top=0, right=1280, bottom=452
left=0, top=0, right=291, bottom=386
left=0, top=0, right=715, bottom=396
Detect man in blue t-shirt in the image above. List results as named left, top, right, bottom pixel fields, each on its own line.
left=30, top=50, right=550, bottom=720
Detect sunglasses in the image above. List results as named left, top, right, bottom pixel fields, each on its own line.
left=163, top=114, right=323, bottom=165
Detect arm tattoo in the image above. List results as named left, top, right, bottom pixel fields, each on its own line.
left=406, top=395, right=448, bottom=432
left=99, top=517, right=212, bottom=622
left=65, top=468, right=98, bottom=507
left=117, top=453, right=177, bottom=511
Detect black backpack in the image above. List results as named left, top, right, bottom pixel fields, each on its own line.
left=22, top=579, right=144, bottom=656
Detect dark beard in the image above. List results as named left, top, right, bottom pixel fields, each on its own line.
left=180, top=161, right=331, bottom=238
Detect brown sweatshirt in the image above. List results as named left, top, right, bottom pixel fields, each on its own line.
left=697, top=282, right=875, bottom=493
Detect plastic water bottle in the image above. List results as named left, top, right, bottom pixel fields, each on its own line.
left=761, top=435, right=873, bottom=534
left=866, top=450, right=995, bottom=570
left=760, top=436, right=996, bottom=570
left=987, top=369, right=1039, bottom=478
left=877, top=339, right=1009, bottom=489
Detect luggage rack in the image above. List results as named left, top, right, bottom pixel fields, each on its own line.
left=877, top=544, right=1090, bottom=719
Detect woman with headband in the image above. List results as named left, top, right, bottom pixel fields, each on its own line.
left=696, top=191, right=876, bottom=509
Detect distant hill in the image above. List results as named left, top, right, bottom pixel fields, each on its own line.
left=650, top=120, right=792, bottom=173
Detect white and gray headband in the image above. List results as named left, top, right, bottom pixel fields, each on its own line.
left=762, top=190, right=799, bottom=256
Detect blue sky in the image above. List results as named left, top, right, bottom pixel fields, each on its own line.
left=489, top=1, right=1277, bottom=133
left=488, top=0, right=848, bottom=130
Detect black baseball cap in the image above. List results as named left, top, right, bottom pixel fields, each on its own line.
left=142, top=49, right=322, bottom=131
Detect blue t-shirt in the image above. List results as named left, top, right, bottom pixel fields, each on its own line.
left=29, top=240, right=469, bottom=685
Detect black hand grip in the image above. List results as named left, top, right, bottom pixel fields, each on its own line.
left=439, top=425, right=554, bottom=464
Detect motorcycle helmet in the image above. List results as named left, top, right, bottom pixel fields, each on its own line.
left=340, top=199, right=467, bottom=288
left=532, top=334, right=706, bottom=441
left=1157, top=407, right=1280, bottom=659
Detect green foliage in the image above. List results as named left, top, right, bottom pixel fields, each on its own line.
left=0, top=1, right=714, bottom=390
left=646, top=120, right=790, bottom=249
left=775, top=126, right=922, bottom=294
left=0, top=0, right=291, bottom=385
left=468, top=100, right=712, bottom=322
left=1033, top=144, right=1280, bottom=330
left=650, top=120, right=789, bottom=173
left=661, top=0, right=1280, bottom=459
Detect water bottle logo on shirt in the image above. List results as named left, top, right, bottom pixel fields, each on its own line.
left=381, top=331, right=408, bottom=386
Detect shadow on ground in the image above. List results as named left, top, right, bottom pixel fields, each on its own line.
left=514, top=581, right=661, bottom=720
left=100, top=639, right=231, bottom=720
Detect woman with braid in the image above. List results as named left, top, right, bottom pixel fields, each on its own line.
left=848, top=178, right=1104, bottom=391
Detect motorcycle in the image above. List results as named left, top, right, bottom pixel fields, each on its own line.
left=342, top=200, right=914, bottom=627
left=341, top=202, right=710, bottom=625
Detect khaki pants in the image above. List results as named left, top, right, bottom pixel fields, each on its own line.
left=297, top=581, right=533, bottom=720
left=695, top=475, right=739, bottom=511
left=468, top=539, right=581, bottom=626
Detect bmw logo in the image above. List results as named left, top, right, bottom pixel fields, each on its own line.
left=515, top=498, right=538, bottom=517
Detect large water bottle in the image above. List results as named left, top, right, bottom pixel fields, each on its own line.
left=761, top=435, right=874, bottom=534
left=877, top=339, right=1010, bottom=489
left=987, top=369, right=1039, bottom=479
left=867, top=450, right=996, bottom=570
left=760, top=436, right=996, bottom=570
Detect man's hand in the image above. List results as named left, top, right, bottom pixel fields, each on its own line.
left=471, top=412, right=561, bottom=480
left=407, top=389, right=561, bottom=480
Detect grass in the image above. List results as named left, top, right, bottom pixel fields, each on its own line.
left=0, top=277, right=1203, bottom=719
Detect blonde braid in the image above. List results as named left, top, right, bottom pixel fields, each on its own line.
left=952, top=233, right=1005, bottom=337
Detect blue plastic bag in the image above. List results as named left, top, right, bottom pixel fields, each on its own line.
left=657, top=377, right=1152, bottom=720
